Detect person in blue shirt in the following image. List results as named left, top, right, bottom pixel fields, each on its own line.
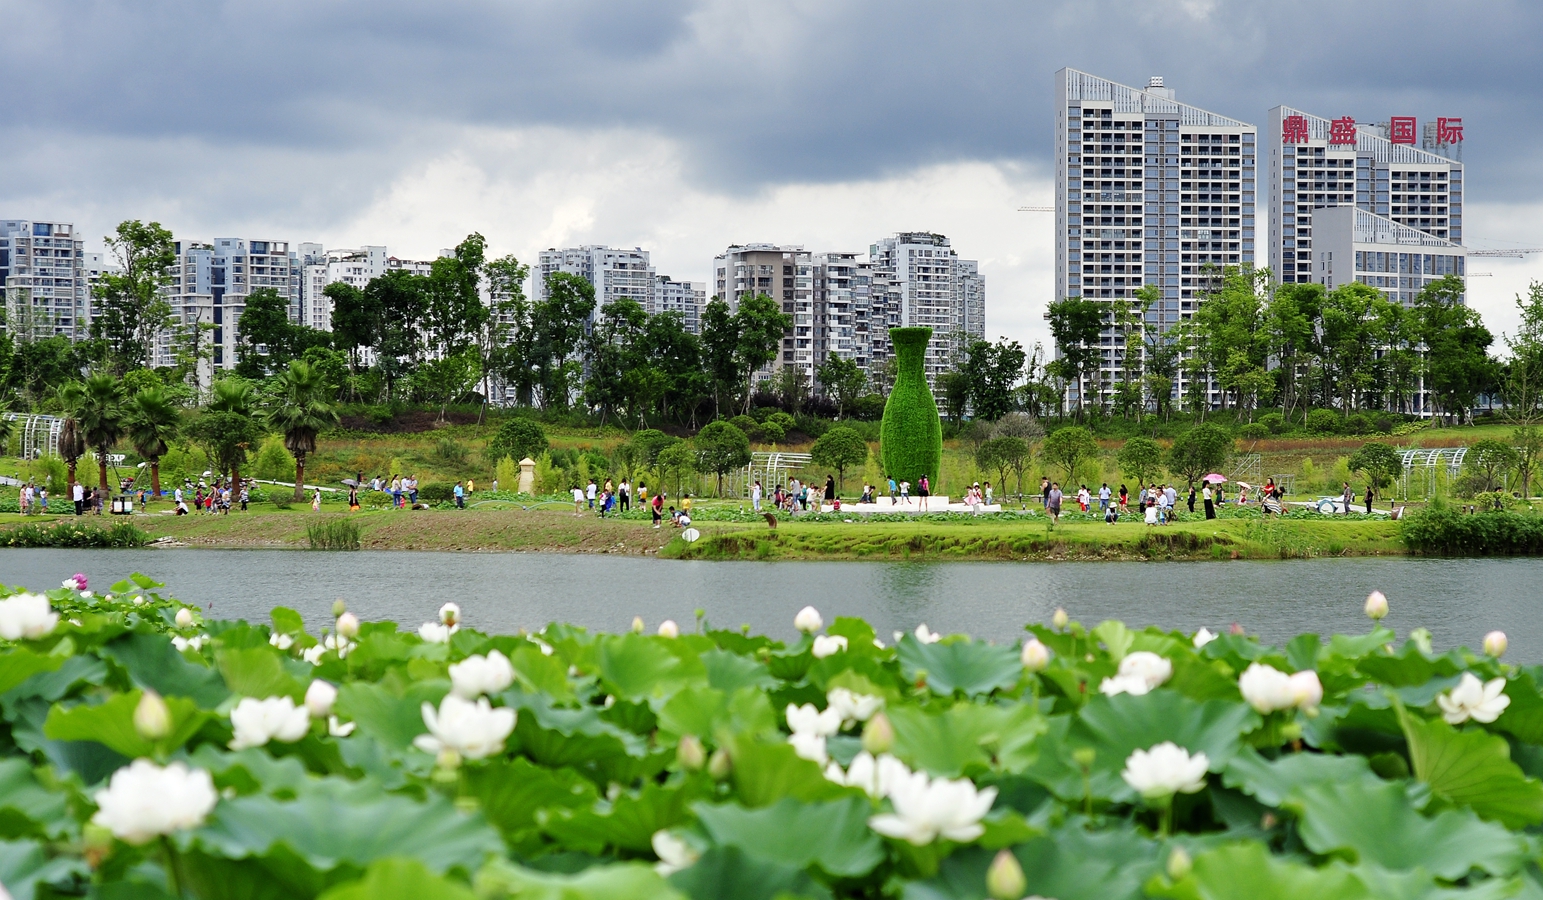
left=453, top=481, right=466, bottom=509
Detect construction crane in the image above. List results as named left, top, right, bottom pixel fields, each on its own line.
left=1469, top=248, right=1543, bottom=258
left=1017, top=206, right=1053, bottom=212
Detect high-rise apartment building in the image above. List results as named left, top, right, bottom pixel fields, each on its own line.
left=535, top=246, right=655, bottom=314
left=867, top=232, right=984, bottom=386
left=653, top=276, right=706, bottom=332
left=0, top=220, right=88, bottom=341
left=713, top=243, right=807, bottom=380
left=1266, top=106, right=1464, bottom=305
left=158, top=238, right=296, bottom=376
left=1054, top=70, right=1256, bottom=407
left=298, top=244, right=388, bottom=332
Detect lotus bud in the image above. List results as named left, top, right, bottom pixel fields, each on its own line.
left=861, top=712, right=894, bottom=755
left=1280, top=721, right=1304, bottom=742
left=986, top=849, right=1027, bottom=900
left=336, top=612, right=360, bottom=639
left=133, top=690, right=171, bottom=741
left=174, top=607, right=194, bottom=629
left=677, top=734, right=706, bottom=771
left=82, top=822, right=114, bottom=869
left=332, top=599, right=348, bottom=618
left=707, top=748, right=732, bottom=781
left=1484, top=630, right=1508, bottom=658
left=1052, top=608, right=1069, bottom=630
left=305, top=680, right=338, bottom=718
left=439, top=602, right=461, bottom=626
left=631, top=616, right=645, bottom=634
left=1021, top=638, right=1050, bottom=672
left=794, top=606, right=824, bottom=634
left=1364, top=590, right=1388, bottom=621
left=1167, top=846, right=1193, bottom=881
left=1410, top=627, right=1433, bottom=654
left=657, top=620, right=679, bottom=639
left=1072, top=747, right=1097, bottom=771
left=436, top=748, right=462, bottom=770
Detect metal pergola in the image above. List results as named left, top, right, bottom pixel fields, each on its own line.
left=3, top=414, right=62, bottom=459
left=729, top=451, right=815, bottom=500
left=1399, top=447, right=1467, bottom=499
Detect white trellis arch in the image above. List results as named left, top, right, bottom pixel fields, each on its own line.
left=2, top=414, right=62, bottom=459
left=1399, top=447, right=1466, bottom=499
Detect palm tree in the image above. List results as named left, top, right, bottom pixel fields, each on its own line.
left=126, top=387, right=181, bottom=497
left=75, top=373, right=127, bottom=500
left=56, top=383, right=88, bottom=496
left=267, top=361, right=339, bottom=501
left=207, top=379, right=257, bottom=488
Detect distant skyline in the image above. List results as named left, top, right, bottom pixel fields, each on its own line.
left=3, top=1, right=1541, bottom=352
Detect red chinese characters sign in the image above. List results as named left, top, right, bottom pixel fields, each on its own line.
left=1282, top=114, right=1310, bottom=143
left=1436, top=117, right=1464, bottom=144
left=1389, top=117, right=1417, bottom=144
left=1329, top=116, right=1357, bottom=145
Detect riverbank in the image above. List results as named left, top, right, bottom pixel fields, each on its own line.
left=0, top=506, right=1406, bottom=560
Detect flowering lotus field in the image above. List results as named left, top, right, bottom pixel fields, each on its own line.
left=1, top=578, right=1542, bottom=899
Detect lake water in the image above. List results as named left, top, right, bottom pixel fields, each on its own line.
left=2, top=549, right=1537, bottom=660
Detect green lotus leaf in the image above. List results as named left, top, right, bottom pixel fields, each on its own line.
left=728, top=737, right=849, bottom=808
left=669, top=845, right=831, bottom=900
left=544, top=779, right=713, bottom=854
left=0, top=649, right=65, bottom=696
left=476, top=858, right=684, bottom=900
left=1148, top=841, right=1373, bottom=900
left=0, top=760, right=69, bottom=839
left=700, top=648, right=777, bottom=694
left=216, top=646, right=308, bottom=702
left=1496, top=671, right=1543, bottom=744
left=888, top=703, right=1044, bottom=777
left=1067, top=692, right=1258, bottom=801
left=909, top=827, right=1160, bottom=900
left=511, top=693, right=649, bottom=772
left=183, top=777, right=502, bottom=876
left=44, top=689, right=208, bottom=759
left=459, top=757, right=597, bottom=848
left=694, top=795, right=884, bottom=878
left=333, top=680, right=446, bottom=752
left=100, top=632, right=228, bottom=707
left=597, top=633, right=707, bottom=702
left=898, top=637, right=1021, bottom=697
left=1397, top=705, right=1543, bottom=828
left=1, top=654, right=106, bottom=703
left=1221, top=746, right=1381, bottom=808
left=1286, top=779, right=1527, bottom=878
left=656, top=686, right=776, bottom=746
left=317, top=857, right=478, bottom=900
left=185, top=745, right=316, bottom=798
left=0, top=838, right=89, bottom=900
left=505, top=642, right=576, bottom=704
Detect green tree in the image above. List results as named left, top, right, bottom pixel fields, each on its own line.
left=1166, top=423, right=1232, bottom=488
left=656, top=441, right=696, bottom=498
left=266, top=360, right=340, bottom=501
left=1347, top=441, right=1401, bottom=499
left=701, top=298, right=741, bottom=418
left=977, top=436, right=1030, bottom=498
left=1046, top=297, right=1105, bottom=416
left=959, top=338, right=1027, bottom=421
left=1116, top=436, right=1165, bottom=487
left=693, top=420, right=751, bottom=497
left=534, top=273, right=596, bottom=410
left=629, top=429, right=676, bottom=467
left=644, top=312, right=708, bottom=427
left=1512, top=426, right=1542, bottom=499
left=816, top=355, right=866, bottom=418
left=91, top=220, right=176, bottom=374
left=488, top=418, right=549, bottom=465
left=367, top=270, right=430, bottom=402
left=73, top=373, right=127, bottom=494
left=479, top=253, right=531, bottom=417
left=1265, top=282, right=1324, bottom=421
left=584, top=297, right=652, bottom=425
left=325, top=281, right=375, bottom=372
left=424, top=233, right=488, bottom=362
left=810, top=426, right=869, bottom=492
left=732, top=294, right=792, bottom=414
left=1466, top=439, right=1520, bottom=493
left=1417, top=275, right=1499, bottom=425
left=56, top=398, right=87, bottom=495
left=125, top=386, right=182, bottom=496
left=200, top=378, right=258, bottom=488
left=1503, top=281, right=1543, bottom=426
left=235, top=287, right=294, bottom=376
left=1039, top=425, right=1098, bottom=484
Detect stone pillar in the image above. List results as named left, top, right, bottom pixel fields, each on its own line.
left=518, top=457, right=536, bottom=495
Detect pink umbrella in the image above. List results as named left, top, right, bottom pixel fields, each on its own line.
left=1202, top=473, right=1227, bottom=484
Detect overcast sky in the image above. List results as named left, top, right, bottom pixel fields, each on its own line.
left=3, top=0, right=1541, bottom=352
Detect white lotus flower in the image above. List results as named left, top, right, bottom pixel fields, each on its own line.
left=304, top=680, right=337, bottom=718
left=1193, top=627, right=1218, bottom=648
left=827, top=688, right=883, bottom=725
left=1484, top=631, right=1508, bottom=658
left=413, top=695, right=515, bottom=760
left=529, top=636, right=554, bottom=656
left=868, top=770, right=997, bottom=845
left=327, top=716, right=356, bottom=738
left=0, top=593, right=59, bottom=640
left=657, top=620, right=679, bottom=638
left=229, top=696, right=311, bottom=750
left=1118, top=651, right=1172, bottom=688
left=92, top=759, right=217, bottom=844
left=1287, top=670, right=1323, bottom=711
left=1437, top=673, right=1511, bottom=725
left=418, top=622, right=457, bottom=643
left=914, top=623, right=942, bottom=644
left=812, top=635, right=848, bottom=659
left=439, top=602, right=461, bottom=626
left=825, top=751, right=911, bottom=799
left=786, top=702, right=842, bottom=737
left=1364, top=590, right=1389, bottom=621
left=304, top=634, right=354, bottom=664
left=1021, top=638, right=1050, bottom=671
left=1121, top=742, right=1210, bottom=800
left=336, top=612, right=360, bottom=639
left=794, top=606, right=824, bottom=633
left=175, top=607, right=194, bottom=629
left=652, top=830, right=699, bottom=876
left=269, top=632, right=294, bottom=651
left=79, top=590, right=93, bottom=599
left=788, top=730, right=828, bottom=765
left=1099, top=674, right=1152, bottom=697
left=172, top=634, right=206, bottom=653
left=1052, top=608, right=1069, bottom=630
left=449, top=650, right=514, bottom=699
left=1238, top=663, right=1298, bottom=714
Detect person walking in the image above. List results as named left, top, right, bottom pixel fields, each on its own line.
left=1203, top=482, right=1216, bottom=520
left=572, top=485, right=585, bottom=515
left=1341, top=481, right=1354, bottom=516
left=917, top=475, right=930, bottom=512
left=73, top=481, right=84, bottom=516
left=240, top=485, right=249, bottom=511
left=1041, top=477, right=1052, bottom=510
left=348, top=486, right=359, bottom=511
left=887, top=477, right=898, bottom=506
left=984, top=481, right=993, bottom=506
left=1364, top=485, right=1374, bottom=515
left=311, top=488, right=322, bottom=512
left=586, top=479, right=597, bottom=510
left=824, top=475, right=836, bottom=507
left=752, top=480, right=762, bottom=511
left=1187, top=485, right=1197, bottom=513
left=1047, top=482, right=1062, bottom=524
left=1098, top=483, right=1111, bottom=514
left=899, top=480, right=910, bottom=504
left=1118, top=484, right=1128, bottom=512
left=454, top=481, right=466, bottom=509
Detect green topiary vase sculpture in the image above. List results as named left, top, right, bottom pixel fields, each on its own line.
left=880, top=327, right=943, bottom=487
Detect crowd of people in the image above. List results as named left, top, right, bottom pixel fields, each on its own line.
left=1031, top=475, right=1294, bottom=525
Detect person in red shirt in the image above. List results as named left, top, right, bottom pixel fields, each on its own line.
left=652, top=491, right=664, bottom=529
